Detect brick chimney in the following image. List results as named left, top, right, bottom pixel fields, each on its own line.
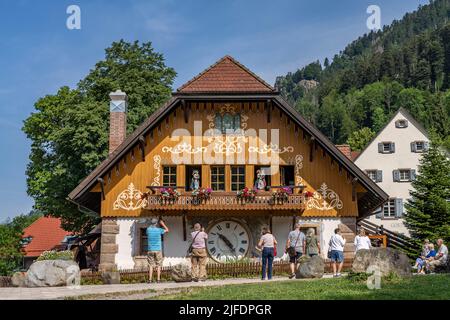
left=109, top=90, right=127, bottom=154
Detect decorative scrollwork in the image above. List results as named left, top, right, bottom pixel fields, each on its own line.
left=208, top=135, right=247, bottom=155
left=306, top=183, right=343, bottom=211
left=113, top=183, right=147, bottom=211
left=248, top=144, right=294, bottom=154
left=151, top=155, right=161, bottom=186
left=162, top=142, right=206, bottom=154
left=295, top=154, right=303, bottom=185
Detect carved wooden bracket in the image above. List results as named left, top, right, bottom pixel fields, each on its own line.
left=97, top=178, right=105, bottom=201
left=138, top=136, right=146, bottom=162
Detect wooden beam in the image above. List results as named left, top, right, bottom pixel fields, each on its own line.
left=309, top=137, right=315, bottom=162
left=352, top=178, right=358, bottom=201
left=96, top=178, right=105, bottom=201
left=182, top=213, right=187, bottom=241
left=266, top=99, right=271, bottom=123
left=182, top=100, right=188, bottom=124
left=138, top=136, right=146, bottom=162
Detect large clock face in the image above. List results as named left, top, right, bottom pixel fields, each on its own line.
left=206, top=220, right=250, bottom=262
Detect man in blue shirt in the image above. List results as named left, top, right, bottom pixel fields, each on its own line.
left=146, top=218, right=169, bottom=283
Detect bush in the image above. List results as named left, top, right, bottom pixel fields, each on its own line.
left=36, top=250, right=74, bottom=261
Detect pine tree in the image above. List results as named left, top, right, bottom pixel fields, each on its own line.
left=404, top=134, right=450, bottom=244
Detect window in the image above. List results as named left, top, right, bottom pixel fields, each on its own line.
left=399, top=169, right=410, bottom=181
left=411, top=141, right=429, bottom=153
left=162, top=166, right=177, bottom=187
left=393, top=169, right=415, bottom=182
left=215, top=113, right=241, bottom=134
left=383, top=199, right=396, bottom=218
left=366, top=170, right=382, bottom=183
left=140, top=228, right=148, bottom=255
left=211, top=166, right=225, bottom=191
left=186, top=165, right=202, bottom=191
left=231, top=166, right=245, bottom=191
left=254, top=166, right=271, bottom=190
left=378, top=142, right=395, bottom=154
left=280, top=166, right=295, bottom=186
left=366, top=170, right=377, bottom=182
left=395, top=119, right=408, bottom=128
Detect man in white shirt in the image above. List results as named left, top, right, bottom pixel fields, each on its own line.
left=329, top=228, right=346, bottom=277
left=354, top=229, right=372, bottom=252
left=427, top=239, right=448, bottom=272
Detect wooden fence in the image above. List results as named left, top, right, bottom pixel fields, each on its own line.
left=0, top=276, right=12, bottom=288
left=81, top=260, right=353, bottom=285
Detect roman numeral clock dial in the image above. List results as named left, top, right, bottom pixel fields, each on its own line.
left=206, top=220, right=250, bottom=262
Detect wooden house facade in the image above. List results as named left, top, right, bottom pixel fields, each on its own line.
left=69, top=56, right=388, bottom=271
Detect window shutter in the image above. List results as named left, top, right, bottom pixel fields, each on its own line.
left=411, top=142, right=416, bottom=152
left=393, top=170, right=400, bottom=182
left=376, top=170, right=383, bottom=182
left=390, top=142, right=395, bottom=153
left=424, top=141, right=430, bottom=152
left=374, top=206, right=382, bottom=219
left=378, top=143, right=383, bottom=153
left=410, top=169, right=416, bottom=181
left=395, top=198, right=404, bottom=217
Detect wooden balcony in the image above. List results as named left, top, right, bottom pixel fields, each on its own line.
left=144, top=188, right=305, bottom=211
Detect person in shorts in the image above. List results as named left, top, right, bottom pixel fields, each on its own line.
left=328, top=228, right=346, bottom=277
left=285, top=223, right=306, bottom=279
left=146, top=218, right=169, bottom=283
left=427, top=239, right=448, bottom=273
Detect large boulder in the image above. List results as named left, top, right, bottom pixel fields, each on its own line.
left=171, top=263, right=192, bottom=282
left=11, top=272, right=27, bottom=287
left=352, top=248, right=411, bottom=277
left=26, top=260, right=80, bottom=287
left=296, top=255, right=325, bottom=279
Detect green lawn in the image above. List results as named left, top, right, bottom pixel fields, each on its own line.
left=155, top=274, right=450, bottom=300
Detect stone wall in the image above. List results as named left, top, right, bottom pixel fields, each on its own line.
left=99, top=218, right=119, bottom=271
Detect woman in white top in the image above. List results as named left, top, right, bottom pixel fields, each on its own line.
left=354, top=229, right=372, bottom=251
left=257, top=227, right=277, bottom=280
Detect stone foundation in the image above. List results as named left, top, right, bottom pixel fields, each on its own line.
left=99, top=218, right=119, bottom=272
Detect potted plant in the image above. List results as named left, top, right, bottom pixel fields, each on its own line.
left=271, top=187, right=292, bottom=204
left=191, top=187, right=212, bottom=205
left=236, top=187, right=257, bottom=203
left=158, top=187, right=181, bottom=204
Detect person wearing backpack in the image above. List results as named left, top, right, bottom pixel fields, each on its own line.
left=190, top=223, right=208, bottom=282
left=285, top=223, right=306, bottom=279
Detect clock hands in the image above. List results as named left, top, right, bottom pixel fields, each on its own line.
left=217, top=233, right=236, bottom=255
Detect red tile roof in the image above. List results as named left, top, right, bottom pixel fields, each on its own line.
left=177, top=55, right=275, bottom=93
left=22, top=217, right=72, bottom=257
left=335, top=144, right=352, bottom=160
left=351, top=151, right=361, bottom=161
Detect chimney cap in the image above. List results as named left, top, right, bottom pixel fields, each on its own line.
left=109, top=89, right=128, bottom=101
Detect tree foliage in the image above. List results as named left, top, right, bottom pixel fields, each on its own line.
left=0, top=212, right=41, bottom=276
left=346, top=127, right=376, bottom=151
left=404, top=134, right=450, bottom=244
left=22, top=40, right=176, bottom=233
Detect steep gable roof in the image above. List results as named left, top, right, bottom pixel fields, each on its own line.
left=354, top=107, right=429, bottom=161
left=22, top=217, right=72, bottom=257
left=177, top=55, right=275, bottom=93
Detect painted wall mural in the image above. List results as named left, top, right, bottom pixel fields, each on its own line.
left=306, top=183, right=343, bottom=211
left=113, top=183, right=148, bottom=211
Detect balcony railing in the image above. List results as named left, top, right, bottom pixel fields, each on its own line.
left=144, top=186, right=305, bottom=211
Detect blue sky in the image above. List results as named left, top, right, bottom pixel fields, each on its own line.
left=0, top=0, right=428, bottom=222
